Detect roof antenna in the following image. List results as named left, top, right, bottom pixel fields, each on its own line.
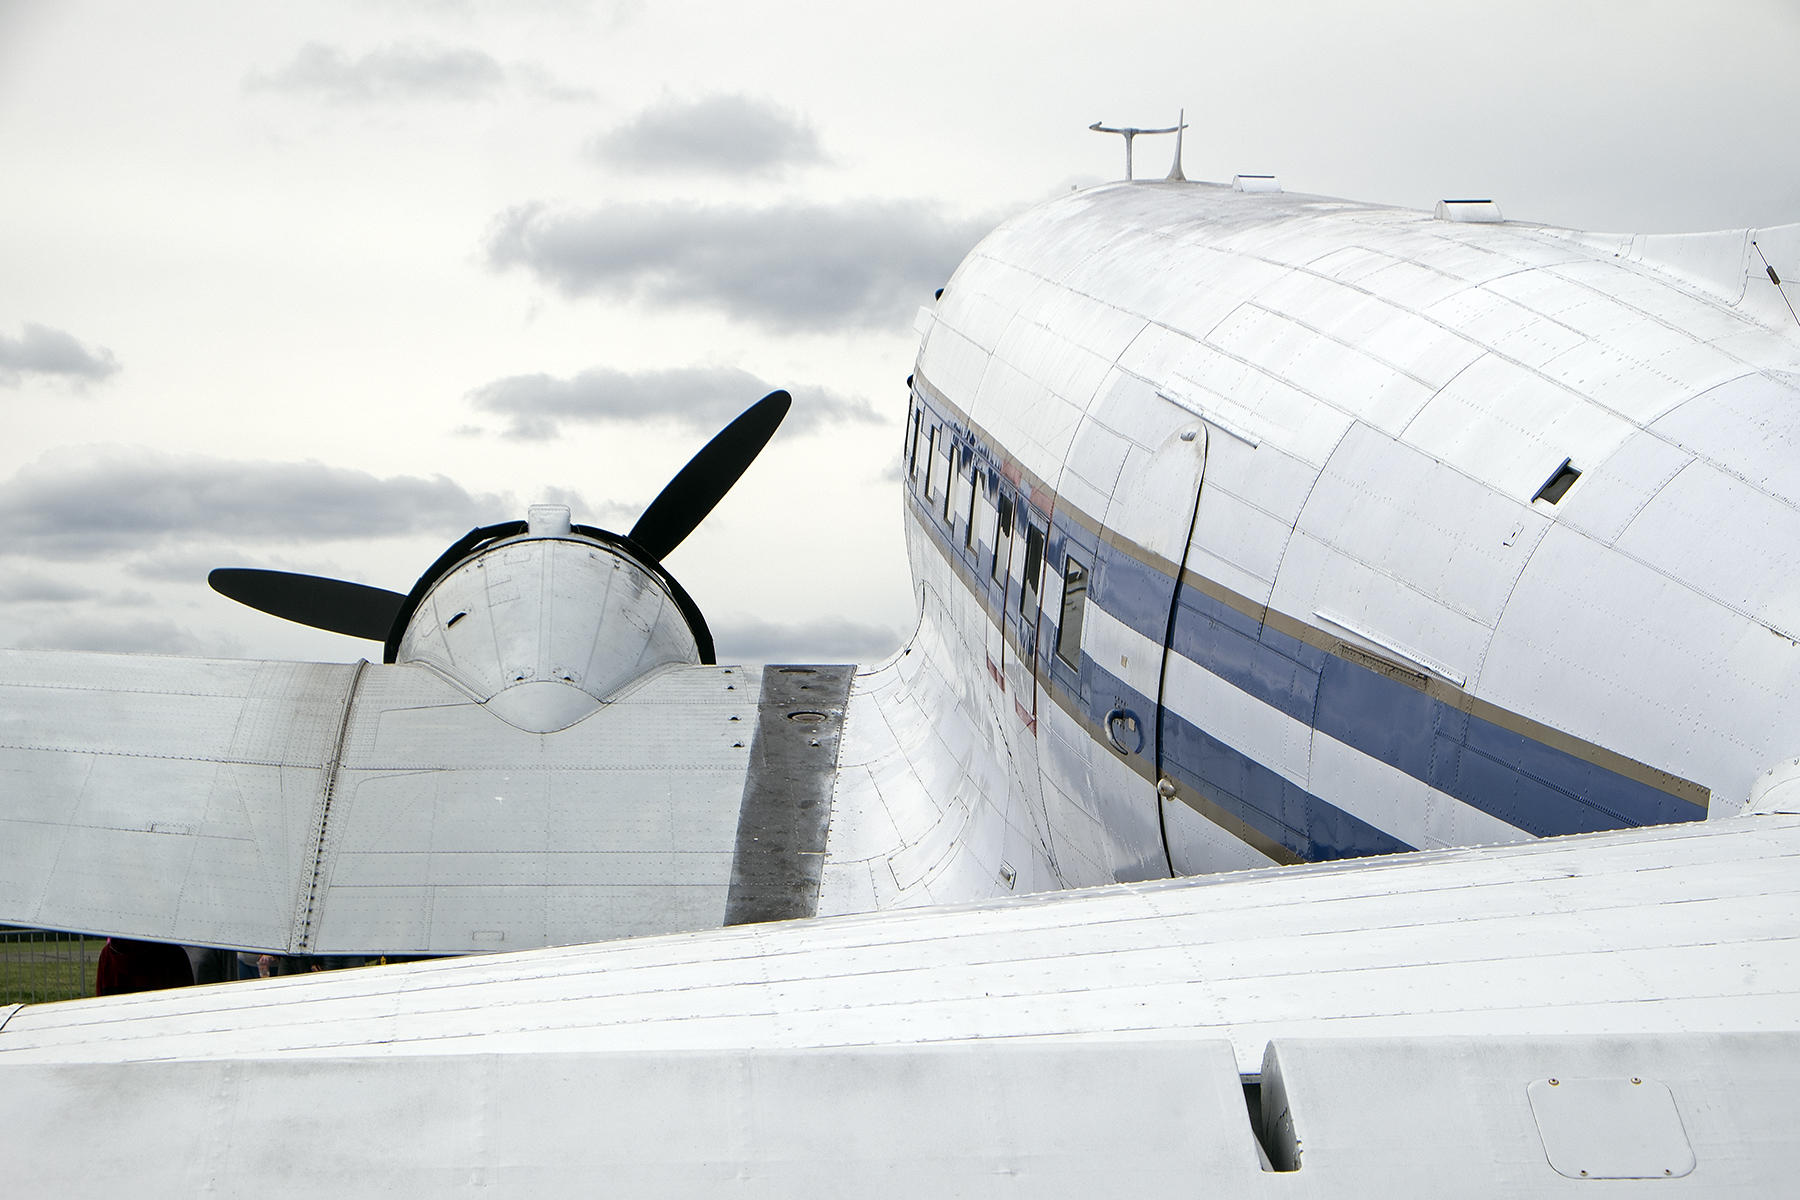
left=1166, top=108, right=1187, bottom=181
left=1089, top=114, right=1185, bottom=182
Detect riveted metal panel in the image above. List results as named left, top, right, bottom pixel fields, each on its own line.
left=0, top=651, right=356, bottom=949
left=304, top=664, right=762, bottom=953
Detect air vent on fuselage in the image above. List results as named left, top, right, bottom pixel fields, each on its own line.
left=1534, top=458, right=1581, bottom=505
left=1435, top=199, right=1503, bottom=223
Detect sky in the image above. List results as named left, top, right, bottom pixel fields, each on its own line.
left=2, top=0, right=1798, bottom=666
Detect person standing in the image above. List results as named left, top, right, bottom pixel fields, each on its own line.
left=94, top=938, right=195, bottom=995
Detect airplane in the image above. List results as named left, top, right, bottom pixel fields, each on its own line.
left=2, top=127, right=1800, bottom=1191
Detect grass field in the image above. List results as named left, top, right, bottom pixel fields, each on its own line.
left=0, top=935, right=102, bottom=1006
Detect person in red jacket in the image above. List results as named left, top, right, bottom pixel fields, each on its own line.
left=94, top=938, right=195, bottom=995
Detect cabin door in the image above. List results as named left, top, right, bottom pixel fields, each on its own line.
left=1149, top=424, right=1213, bottom=875
left=1096, top=406, right=1209, bottom=876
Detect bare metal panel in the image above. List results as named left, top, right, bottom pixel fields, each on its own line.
left=0, top=650, right=355, bottom=948
left=306, top=663, right=761, bottom=953
left=7, top=814, right=1795, bottom=1073
left=1262, top=1034, right=1794, bottom=1191
left=0, top=1041, right=1258, bottom=1199
left=0, top=650, right=776, bottom=954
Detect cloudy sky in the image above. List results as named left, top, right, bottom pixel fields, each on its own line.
left=2, top=0, right=1797, bottom=665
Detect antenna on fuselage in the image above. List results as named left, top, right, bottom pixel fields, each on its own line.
left=1089, top=113, right=1187, bottom=182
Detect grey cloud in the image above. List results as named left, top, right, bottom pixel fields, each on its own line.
left=0, top=451, right=506, bottom=560
left=14, top=617, right=211, bottom=657
left=484, top=199, right=986, bottom=332
left=0, top=322, right=119, bottom=386
left=468, top=365, right=879, bottom=439
left=126, top=548, right=275, bottom=584
left=0, top=573, right=102, bottom=604
left=589, top=94, right=823, bottom=176
left=711, top=616, right=901, bottom=665
left=247, top=42, right=506, bottom=104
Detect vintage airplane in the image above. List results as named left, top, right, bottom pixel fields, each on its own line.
left=3, top=132, right=1800, bottom=1192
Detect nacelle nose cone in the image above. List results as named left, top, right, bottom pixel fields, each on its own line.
left=484, top=678, right=602, bottom=734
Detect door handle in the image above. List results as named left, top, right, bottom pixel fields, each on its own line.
left=1104, top=707, right=1144, bottom=755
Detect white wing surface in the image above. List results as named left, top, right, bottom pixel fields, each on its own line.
left=2, top=813, right=1797, bottom=1194
left=0, top=649, right=355, bottom=951
left=0, top=649, right=852, bottom=953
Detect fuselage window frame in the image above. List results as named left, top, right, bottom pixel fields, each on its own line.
left=943, top=442, right=958, bottom=524
left=924, top=426, right=938, bottom=502
left=1054, top=553, right=1089, bottom=669
left=964, top=466, right=979, bottom=550
left=1020, top=521, right=1046, bottom=619
left=993, top=493, right=1013, bottom=581
left=908, top=407, right=922, bottom=479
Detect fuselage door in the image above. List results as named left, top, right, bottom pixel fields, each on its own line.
left=1095, top=407, right=1208, bottom=875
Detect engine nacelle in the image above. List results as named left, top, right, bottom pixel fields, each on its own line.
left=394, top=505, right=703, bottom=732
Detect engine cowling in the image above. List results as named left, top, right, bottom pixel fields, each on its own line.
left=394, top=505, right=704, bottom=732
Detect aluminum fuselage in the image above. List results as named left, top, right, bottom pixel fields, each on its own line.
left=818, top=180, right=1800, bottom=910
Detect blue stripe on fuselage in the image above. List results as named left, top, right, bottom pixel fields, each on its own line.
left=902, top=377, right=1704, bottom=864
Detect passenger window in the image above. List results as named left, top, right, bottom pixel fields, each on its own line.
left=908, top=408, right=922, bottom=479
left=924, top=427, right=937, bottom=501
left=993, top=493, right=1013, bottom=580
left=943, top=443, right=957, bottom=522
left=1055, top=554, right=1089, bottom=668
left=1021, top=523, right=1045, bottom=616
left=964, top=468, right=978, bottom=549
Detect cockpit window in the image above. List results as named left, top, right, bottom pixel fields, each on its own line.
left=1055, top=554, right=1089, bottom=668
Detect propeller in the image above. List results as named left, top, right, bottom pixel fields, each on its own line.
left=207, top=569, right=406, bottom=641
left=208, top=388, right=792, bottom=643
left=628, top=389, right=790, bottom=561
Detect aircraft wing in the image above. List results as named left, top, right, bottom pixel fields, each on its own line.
left=0, top=648, right=851, bottom=954
left=2, top=812, right=1797, bottom=1193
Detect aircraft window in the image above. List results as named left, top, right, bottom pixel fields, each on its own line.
left=1021, top=523, right=1045, bottom=615
left=964, top=468, right=978, bottom=549
left=1534, top=458, right=1582, bottom=505
left=943, top=443, right=957, bottom=522
left=993, top=493, right=1013, bottom=580
left=1055, top=554, right=1089, bottom=668
left=908, top=408, right=922, bottom=479
left=924, top=427, right=937, bottom=501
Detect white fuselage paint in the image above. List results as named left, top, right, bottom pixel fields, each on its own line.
left=818, top=181, right=1800, bottom=910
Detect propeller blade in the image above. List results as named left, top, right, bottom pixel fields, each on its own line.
left=628, top=389, right=791, bottom=561
left=208, top=568, right=406, bottom=641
